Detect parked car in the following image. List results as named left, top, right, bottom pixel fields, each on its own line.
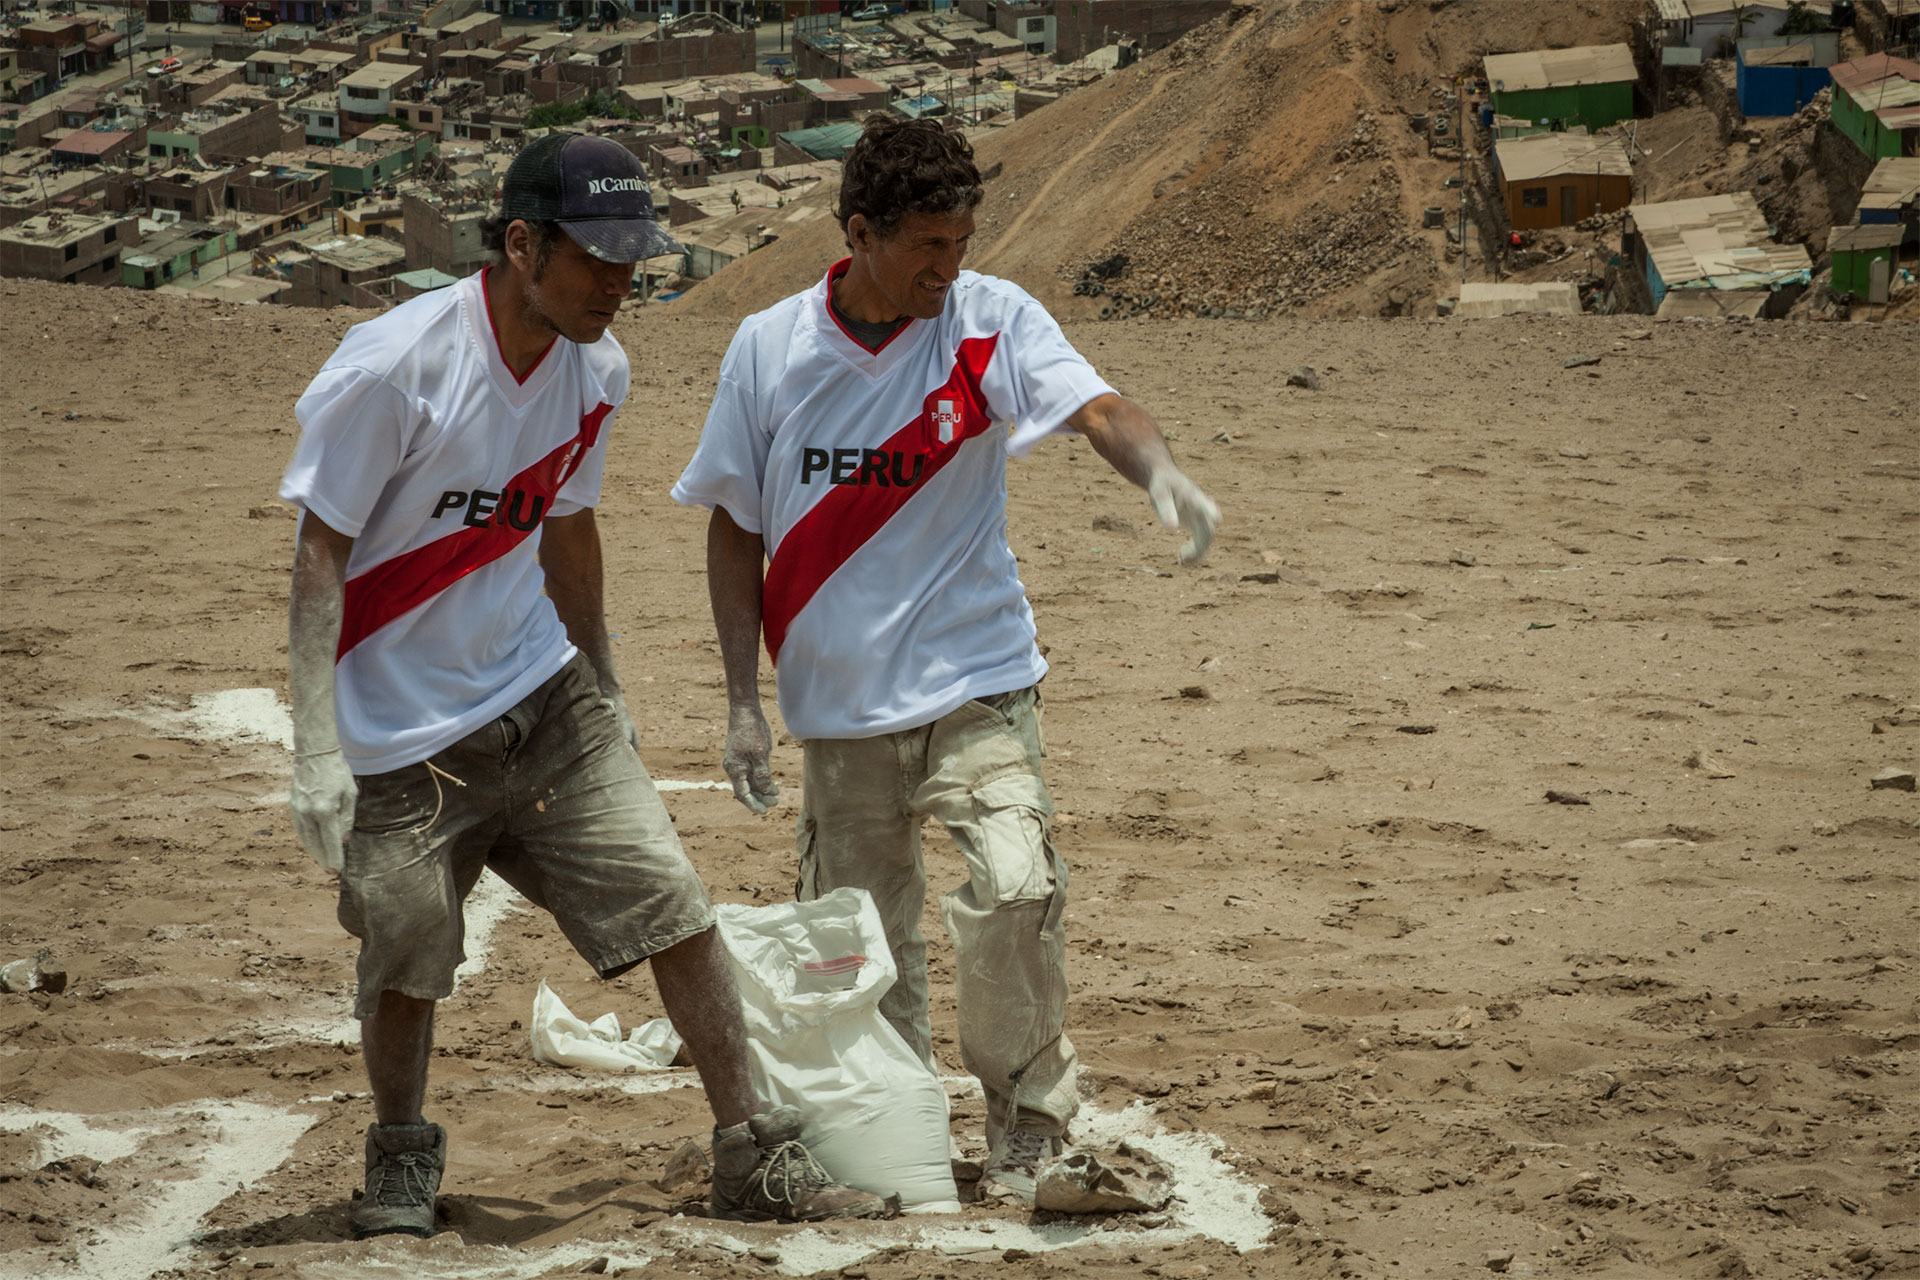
left=243, top=14, right=272, bottom=31
left=147, top=55, right=182, bottom=76
left=557, top=14, right=579, bottom=30
left=851, top=4, right=893, bottom=21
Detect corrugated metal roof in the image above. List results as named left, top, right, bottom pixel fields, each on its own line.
left=1663, top=45, right=1704, bottom=67
left=1455, top=282, right=1581, bottom=317
left=1858, top=157, right=1920, bottom=208
left=1485, top=43, right=1637, bottom=93
left=1743, top=44, right=1817, bottom=67
left=1685, top=0, right=1831, bottom=15
left=777, top=120, right=864, bottom=160
left=1656, top=290, right=1769, bottom=320
left=1496, top=131, right=1632, bottom=181
left=1852, top=79, right=1920, bottom=111
left=1828, top=223, right=1904, bottom=251
left=1830, top=53, right=1920, bottom=96
left=1630, top=192, right=1812, bottom=287
left=1652, top=0, right=1688, bottom=20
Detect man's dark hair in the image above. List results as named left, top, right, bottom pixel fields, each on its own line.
left=479, top=213, right=564, bottom=277
left=835, top=115, right=983, bottom=243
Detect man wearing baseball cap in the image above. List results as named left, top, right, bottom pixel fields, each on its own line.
left=281, top=132, right=889, bottom=1238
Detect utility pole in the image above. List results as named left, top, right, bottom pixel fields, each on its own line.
left=1458, top=75, right=1468, bottom=285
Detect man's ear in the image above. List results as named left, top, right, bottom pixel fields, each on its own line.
left=503, top=218, right=533, bottom=271
left=845, top=213, right=871, bottom=254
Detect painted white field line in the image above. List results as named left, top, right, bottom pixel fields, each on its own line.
left=0, top=1081, right=1263, bottom=1280
left=394, top=1091, right=1273, bottom=1279
left=133, top=688, right=733, bottom=805
left=0, top=1099, right=318, bottom=1280
left=286, top=1241, right=662, bottom=1280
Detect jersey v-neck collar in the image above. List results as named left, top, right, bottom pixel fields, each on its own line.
left=816, top=258, right=921, bottom=367
left=476, top=266, right=560, bottom=406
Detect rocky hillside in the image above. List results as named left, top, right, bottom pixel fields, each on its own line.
left=675, top=0, right=1642, bottom=322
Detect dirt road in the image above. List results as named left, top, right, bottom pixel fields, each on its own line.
left=2, top=278, right=1917, bottom=1279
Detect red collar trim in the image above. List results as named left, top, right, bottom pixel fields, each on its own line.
left=824, top=258, right=912, bottom=356
left=481, top=265, right=557, bottom=386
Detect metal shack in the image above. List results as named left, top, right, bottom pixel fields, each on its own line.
left=1829, top=53, right=1920, bottom=161
left=1624, top=191, right=1813, bottom=315
left=1827, top=223, right=1904, bottom=301
left=1484, top=44, right=1637, bottom=132
left=1856, top=157, right=1920, bottom=238
left=1735, top=35, right=1838, bottom=118
left=1494, top=131, right=1632, bottom=230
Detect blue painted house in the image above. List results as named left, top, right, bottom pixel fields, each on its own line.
left=1735, top=36, right=1837, bottom=118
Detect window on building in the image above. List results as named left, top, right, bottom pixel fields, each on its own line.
left=102, top=253, right=116, bottom=271
left=339, top=266, right=350, bottom=284
left=64, top=243, right=78, bottom=261
left=103, top=224, right=116, bottom=242
left=151, top=143, right=167, bottom=157
left=1521, top=186, right=1547, bottom=208
left=1027, top=17, right=1046, bottom=32
left=321, top=115, right=335, bottom=127
left=347, top=85, right=378, bottom=99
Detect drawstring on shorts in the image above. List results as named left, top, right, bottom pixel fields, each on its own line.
left=418, top=759, right=466, bottom=831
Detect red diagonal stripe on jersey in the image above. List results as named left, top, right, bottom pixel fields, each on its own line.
left=336, top=401, right=613, bottom=660
left=762, top=334, right=999, bottom=665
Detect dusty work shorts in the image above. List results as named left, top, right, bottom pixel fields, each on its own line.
left=336, top=652, right=715, bottom=1020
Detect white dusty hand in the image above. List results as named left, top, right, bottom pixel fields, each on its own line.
left=723, top=706, right=781, bottom=815
left=290, top=747, right=357, bottom=873
left=1147, top=466, right=1221, bottom=565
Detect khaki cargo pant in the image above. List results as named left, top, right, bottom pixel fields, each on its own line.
left=796, top=686, right=1078, bottom=1140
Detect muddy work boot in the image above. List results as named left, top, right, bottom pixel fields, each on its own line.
left=350, top=1120, right=445, bottom=1239
left=710, top=1106, right=897, bottom=1222
left=976, top=1128, right=1063, bottom=1206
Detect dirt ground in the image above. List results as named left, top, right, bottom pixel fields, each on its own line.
left=3, top=274, right=1920, bottom=1280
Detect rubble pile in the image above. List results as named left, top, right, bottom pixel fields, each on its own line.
left=1069, top=158, right=1418, bottom=321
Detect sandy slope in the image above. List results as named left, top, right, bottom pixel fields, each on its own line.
left=3, top=275, right=1919, bottom=1280
left=677, top=0, right=1644, bottom=324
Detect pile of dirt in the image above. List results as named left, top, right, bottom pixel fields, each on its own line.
left=677, top=0, right=1644, bottom=323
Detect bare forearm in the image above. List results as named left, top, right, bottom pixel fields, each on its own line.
left=542, top=511, right=620, bottom=695
left=1068, top=392, right=1220, bottom=565
left=706, top=507, right=766, bottom=711
left=1071, top=393, right=1177, bottom=490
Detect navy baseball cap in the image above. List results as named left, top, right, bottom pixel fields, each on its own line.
left=501, top=132, right=683, bottom=263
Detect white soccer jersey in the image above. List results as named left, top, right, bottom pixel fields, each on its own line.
left=672, top=261, right=1114, bottom=741
left=281, top=269, right=629, bottom=774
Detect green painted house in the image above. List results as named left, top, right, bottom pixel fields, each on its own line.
left=121, top=220, right=238, bottom=289
left=305, top=128, right=433, bottom=207
left=1827, top=223, right=1903, bottom=300
left=1829, top=54, right=1920, bottom=162
left=1485, top=43, right=1638, bottom=132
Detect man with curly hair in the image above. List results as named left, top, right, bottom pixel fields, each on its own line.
left=673, top=115, right=1220, bottom=1205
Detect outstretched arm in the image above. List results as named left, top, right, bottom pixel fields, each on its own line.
left=706, top=506, right=779, bottom=814
left=1066, top=392, right=1220, bottom=565
left=289, top=512, right=357, bottom=872
left=541, top=508, right=639, bottom=750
